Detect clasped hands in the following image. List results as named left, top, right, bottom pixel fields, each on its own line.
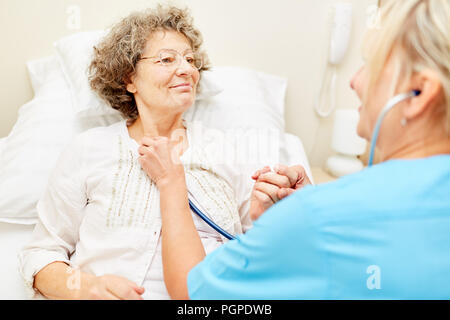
left=248, top=164, right=311, bottom=221
left=137, top=135, right=311, bottom=221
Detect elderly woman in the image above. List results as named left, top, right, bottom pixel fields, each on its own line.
left=18, top=6, right=253, bottom=300
left=141, top=0, right=450, bottom=299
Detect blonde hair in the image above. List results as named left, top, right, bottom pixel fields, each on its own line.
left=89, top=5, right=210, bottom=120
left=363, top=0, right=450, bottom=133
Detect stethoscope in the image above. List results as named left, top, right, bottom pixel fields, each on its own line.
left=368, top=90, right=421, bottom=166
left=188, top=197, right=236, bottom=240
left=191, top=90, right=421, bottom=239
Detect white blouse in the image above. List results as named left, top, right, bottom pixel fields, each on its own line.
left=18, top=120, right=254, bottom=299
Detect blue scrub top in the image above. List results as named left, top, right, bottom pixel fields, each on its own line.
left=187, top=155, right=450, bottom=299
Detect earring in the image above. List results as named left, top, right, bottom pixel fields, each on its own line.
left=401, top=118, right=408, bottom=127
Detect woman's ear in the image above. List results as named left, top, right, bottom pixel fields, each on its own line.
left=125, top=73, right=137, bottom=94
left=126, top=82, right=137, bottom=94
left=403, top=69, right=443, bottom=120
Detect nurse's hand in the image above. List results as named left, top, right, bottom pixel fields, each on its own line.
left=268, top=164, right=312, bottom=198
left=138, top=135, right=185, bottom=188
left=249, top=164, right=312, bottom=221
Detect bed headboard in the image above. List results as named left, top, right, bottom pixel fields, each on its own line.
left=0, top=0, right=376, bottom=166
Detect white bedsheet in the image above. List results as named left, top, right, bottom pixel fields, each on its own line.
left=0, top=222, right=34, bottom=299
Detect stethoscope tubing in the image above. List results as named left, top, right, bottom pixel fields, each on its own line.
left=368, top=90, right=420, bottom=167
left=189, top=199, right=236, bottom=240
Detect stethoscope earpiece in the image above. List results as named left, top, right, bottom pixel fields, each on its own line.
left=368, top=90, right=421, bottom=167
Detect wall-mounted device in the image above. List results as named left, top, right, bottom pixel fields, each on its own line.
left=326, top=109, right=367, bottom=177
left=315, top=2, right=353, bottom=118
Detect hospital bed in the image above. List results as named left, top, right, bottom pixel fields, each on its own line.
left=0, top=30, right=312, bottom=299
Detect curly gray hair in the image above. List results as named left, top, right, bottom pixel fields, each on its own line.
left=88, top=5, right=210, bottom=120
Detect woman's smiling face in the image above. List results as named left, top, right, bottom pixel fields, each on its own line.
left=127, top=30, right=200, bottom=115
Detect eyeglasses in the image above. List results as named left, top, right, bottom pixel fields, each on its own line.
left=139, top=49, right=203, bottom=70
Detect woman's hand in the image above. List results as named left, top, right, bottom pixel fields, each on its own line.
left=248, top=164, right=312, bottom=221
left=248, top=166, right=288, bottom=221
left=80, top=274, right=145, bottom=300
left=34, top=262, right=144, bottom=300
left=138, top=135, right=186, bottom=188
left=137, top=135, right=204, bottom=300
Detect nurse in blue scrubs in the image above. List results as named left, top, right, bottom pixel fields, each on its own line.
left=139, top=0, right=450, bottom=299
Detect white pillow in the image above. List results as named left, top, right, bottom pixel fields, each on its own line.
left=54, top=31, right=223, bottom=120
left=184, top=66, right=286, bottom=132
left=0, top=138, right=4, bottom=156
left=0, top=56, right=74, bottom=224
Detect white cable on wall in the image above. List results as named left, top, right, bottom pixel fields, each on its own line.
left=314, top=2, right=353, bottom=118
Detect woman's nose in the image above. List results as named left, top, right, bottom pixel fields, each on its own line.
left=175, top=59, right=194, bottom=76
left=350, top=66, right=364, bottom=91
left=350, top=76, right=355, bottom=90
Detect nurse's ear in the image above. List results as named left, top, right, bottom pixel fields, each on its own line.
left=403, top=69, right=443, bottom=121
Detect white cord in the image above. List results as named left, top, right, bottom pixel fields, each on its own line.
left=315, top=65, right=338, bottom=118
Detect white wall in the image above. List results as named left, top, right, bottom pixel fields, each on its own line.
left=0, top=0, right=376, bottom=166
